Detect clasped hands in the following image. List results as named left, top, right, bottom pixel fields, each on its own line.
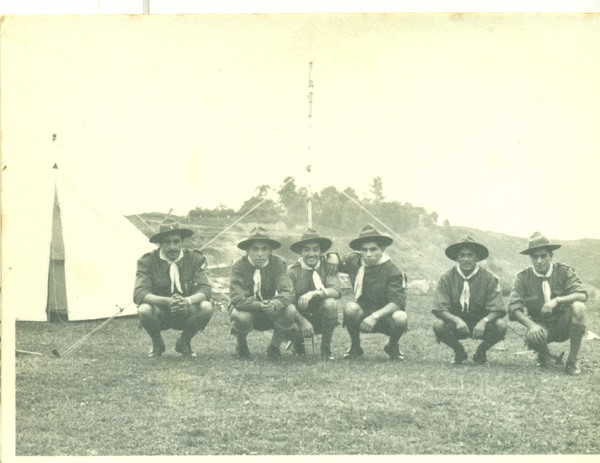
left=169, top=294, right=191, bottom=313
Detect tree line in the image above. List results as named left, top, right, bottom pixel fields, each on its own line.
left=188, top=176, right=443, bottom=232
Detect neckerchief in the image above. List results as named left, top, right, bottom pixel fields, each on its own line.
left=456, top=264, right=480, bottom=312
left=159, top=249, right=184, bottom=294
left=354, top=253, right=391, bottom=300
left=532, top=262, right=554, bottom=303
left=248, top=256, right=269, bottom=300
left=298, top=258, right=326, bottom=291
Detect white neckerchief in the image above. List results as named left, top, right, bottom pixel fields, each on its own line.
left=159, top=249, right=184, bottom=294
left=248, top=256, right=269, bottom=300
left=298, top=258, right=326, bottom=291
left=532, top=262, right=554, bottom=303
left=456, top=264, right=480, bottom=312
left=354, top=253, right=391, bottom=300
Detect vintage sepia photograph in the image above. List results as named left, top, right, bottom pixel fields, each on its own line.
left=2, top=8, right=599, bottom=461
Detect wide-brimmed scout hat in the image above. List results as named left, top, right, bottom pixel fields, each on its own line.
left=520, top=231, right=561, bottom=255
left=445, top=235, right=489, bottom=261
left=349, top=224, right=393, bottom=251
left=290, top=228, right=333, bottom=254
left=237, top=226, right=281, bottom=251
left=149, top=218, right=194, bottom=244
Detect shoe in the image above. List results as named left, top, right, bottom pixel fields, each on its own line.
left=342, top=346, right=364, bottom=359
left=293, top=340, right=306, bottom=356
left=536, top=351, right=550, bottom=367
left=565, top=361, right=581, bottom=376
left=267, top=344, right=282, bottom=361
left=147, top=339, right=166, bottom=358
left=147, top=346, right=165, bottom=358
left=235, top=342, right=252, bottom=359
left=383, top=343, right=405, bottom=361
left=175, top=336, right=197, bottom=359
left=451, top=348, right=468, bottom=365
left=473, top=350, right=488, bottom=365
left=321, top=348, right=335, bottom=361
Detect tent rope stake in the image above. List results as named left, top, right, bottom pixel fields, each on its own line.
left=51, top=304, right=129, bottom=358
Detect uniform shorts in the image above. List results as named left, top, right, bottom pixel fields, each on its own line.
left=297, top=299, right=338, bottom=335
left=228, top=304, right=286, bottom=332
left=439, top=312, right=504, bottom=340
left=343, top=305, right=406, bottom=336
left=153, top=305, right=193, bottom=331
left=533, top=309, right=572, bottom=343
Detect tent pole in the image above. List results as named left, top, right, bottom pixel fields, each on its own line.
left=306, top=61, right=314, bottom=229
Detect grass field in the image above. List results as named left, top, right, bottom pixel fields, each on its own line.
left=14, top=294, right=600, bottom=456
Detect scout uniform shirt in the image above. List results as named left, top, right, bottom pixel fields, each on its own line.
left=288, top=256, right=342, bottom=306
left=432, top=266, right=505, bottom=321
left=229, top=254, right=294, bottom=312
left=133, top=248, right=211, bottom=305
left=341, top=251, right=407, bottom=314
left=508, top=262, right=587, bottom=323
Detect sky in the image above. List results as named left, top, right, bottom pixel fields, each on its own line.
left=2, top=13, right=600, bottom=240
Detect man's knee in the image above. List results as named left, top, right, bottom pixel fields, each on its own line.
left=570, top=301, right=586, bottom=324
left=390, top=310, right=408, bottom=330
left=492, top=317, right=507, bottom=335
left=230, top=308, right=254, bottom=333
left=433, top=318, right=459, bottom=342
left=344, top=302, right=363, bottom=322
left=321, top=298, right=338, bottom=320
left=274, top=304, right=296, bottom=326
left=191, top=300, right=214, bottom=318
left=433, top=318, right=452, bottom=336
left=138, top=303, right=158, bottom=320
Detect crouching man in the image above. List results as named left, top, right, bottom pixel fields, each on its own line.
left=288, top=228, right=342, bottom=360
left=229, top=226, right=297, bottom=361
left=339, top=224, right=408, bottom=361
left=432, top=236, right=507, bottom=365
left=509, top=232, right=587, bottom=375
left=134, top=219, right=213, bottom=358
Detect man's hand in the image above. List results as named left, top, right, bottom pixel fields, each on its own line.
left=259, top=301, right=275, bottom=314
left=298, top=316, right=314, bottom=338
left=326, top=252, right=340, bottom=266
left=168, top=295, right=182, bottom=310
left=541, top=298, right=559, bottom=317
left=298, top=291, right=317, bottom=310
left=170, top=294, right=190, bottom=314
left=454, top=318, right=470, bottom=338
left=526, top=324, right=548, bottom=347
left=360, top=314, right=378, bottom=333
left=472, top=319, right=487, bottom=340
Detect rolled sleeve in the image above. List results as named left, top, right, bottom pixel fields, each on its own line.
left=133, top=256, right=153, bottom=305
left=432, top=275, right=452, bottom=317
left=190, top=252, right=212, bottom=299
left=564, top=266, right=587, bottom=301
left=507, top=274, right=527, bottom=321
left=386, top=272, right=407, bottom=310
left=323, top=263, right=342, bottom=298
left=229, top=265, right=260, bottom=312
left=272, top=261, right=294, bottom=310
left=485, top=275, right=506, bottom=316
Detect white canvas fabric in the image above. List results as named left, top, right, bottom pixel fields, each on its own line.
left=3, top=163, right=151, bottom=321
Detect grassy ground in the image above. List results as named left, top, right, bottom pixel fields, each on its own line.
left=14, top=294, right=600, bottom=456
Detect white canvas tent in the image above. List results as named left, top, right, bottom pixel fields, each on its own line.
left=2, top=162, right=152, bottom=321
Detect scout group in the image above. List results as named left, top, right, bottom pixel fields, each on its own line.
left=134, top=220, right=587, bottom=376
